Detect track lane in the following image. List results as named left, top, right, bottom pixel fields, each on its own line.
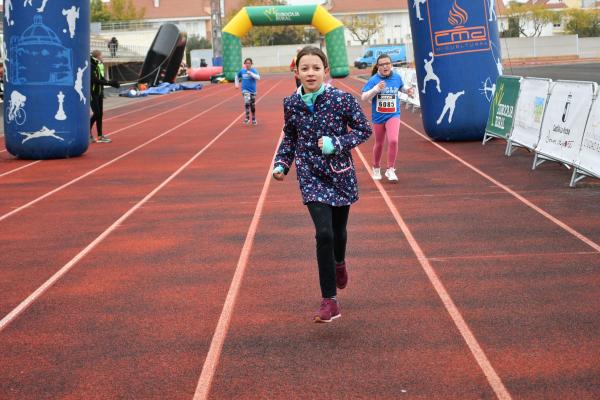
left=0, top=81, right=279, bottom=318
left=0, top=74, right=598, bottom=399
left=0, top=88, right=233, bottom=216
left=0, top=79, right=286, bottom=399
left=338, top=77, right=600, bottom=398
left=207, top=166, right=500, bottom=399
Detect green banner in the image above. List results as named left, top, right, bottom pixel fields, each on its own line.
left=246, top=5, right=316, bottom=26
left=485, top=76, right=521, bottom=139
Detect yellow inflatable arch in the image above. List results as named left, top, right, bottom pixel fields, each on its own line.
left=222, top=5, right=349, bottom=81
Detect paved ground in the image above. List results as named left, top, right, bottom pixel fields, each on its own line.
left=0, top=74, right=599, bottom=400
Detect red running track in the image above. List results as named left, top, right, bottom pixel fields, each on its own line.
left=0, top=75, right=599, bottom=400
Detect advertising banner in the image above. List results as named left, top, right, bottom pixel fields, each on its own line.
left=4, top=0, right=90, bottom=159
left=535, top=81, right=596, bottom=166
left=484, top=75, right=521, bottom=140
left=246, top=6, right=315, bottom=26
left=510, top=78, right=551, bottom=151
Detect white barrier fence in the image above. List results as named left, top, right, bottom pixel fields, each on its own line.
left=486, top=76, right=600, bottom=187
left=507, top=77, right=551, bottom=155
left=534, top=80, right=596, bottom=169
left=572, top=90, right=600, bottom=186
left=395, top=67, right=421, bottom=112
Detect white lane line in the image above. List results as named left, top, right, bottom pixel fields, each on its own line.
left=103, top=87, right=216, bottom=122
left=0, top=88, right=217, bottom=171
left=0, top=161, right=42, bottom=178
left=354, top=147, right=513, bottom=400
left=0, top=88, right=211, bottom=154
left=193, top=142, right=279, bottom=400
left=338, top=79, right=512, bottom=399
left=429, top=250, right=598, bottom=262
left=400, top=121, right=600, bottom=253
left=0, top=81, right=280, bottom=332
left=193, top=90, right=283, bottom=400
left=337, top=78, right=600, bottom=253
left=0, top=92, right=236, bottom=222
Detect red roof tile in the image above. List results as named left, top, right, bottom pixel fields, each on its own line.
left=123, top=0, right=246, bottom=20
left=326, top=0, right=408, bottom=13
left=524, top=0, right=568, bottom=9
left=122, top=0, right=508, bottom=23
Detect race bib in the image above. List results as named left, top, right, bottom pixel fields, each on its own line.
left=376, top=94, right=397, bottom=113
left=243, top=92, right=252, bottom=104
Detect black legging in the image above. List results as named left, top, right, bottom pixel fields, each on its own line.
left=306, top=202, right=350, bottom=298
left=244, top=92, right=256, bottom=120
left=90, top=95, right=104, bottom=136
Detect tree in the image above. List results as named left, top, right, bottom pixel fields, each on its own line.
left=108, top=0, right=146, bottom=21
left=185, top=35, right=213, bottom=66
left=187, top=35, right=212, bottom=50
left=564, top=9, right=600, bottom=38
left=500, top=17, right=520, bottom=38
left=504, top=2, right=560, bottom=37
left=91, top=0, right=111, bottom=23
left=342, top=15, right=382, bottom=46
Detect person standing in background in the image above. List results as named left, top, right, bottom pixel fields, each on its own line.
left=90, top=50, right=120, bottom=143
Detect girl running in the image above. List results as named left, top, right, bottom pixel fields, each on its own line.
left=235, top=58, right=260, bottom=125
left=361, top=54, right=413, bottom=182
left=272, top=46, right=372, bottom=323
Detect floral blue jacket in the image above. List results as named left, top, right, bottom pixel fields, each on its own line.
left=274, top=85, right=372, bottom=206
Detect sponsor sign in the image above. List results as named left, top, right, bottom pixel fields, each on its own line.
left=511, top=78, right=551, bottom=150
left=535, top=81, right=595, bottom=166
left=485, top=76, right=520, bottom=139
left=247, top=6, right=314, bottom=26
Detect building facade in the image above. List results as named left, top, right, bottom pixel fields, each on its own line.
left=98, top=0, right=506, bottom=47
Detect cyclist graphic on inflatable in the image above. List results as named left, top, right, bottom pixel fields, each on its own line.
left=7, top=90, right=27, bottom=125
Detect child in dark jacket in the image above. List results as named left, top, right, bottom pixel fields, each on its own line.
left=272, top=46, right=372, bottom=323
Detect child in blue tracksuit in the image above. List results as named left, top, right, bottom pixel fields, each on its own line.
left=235, top=58, right=260, bottom=125
left=272, top=46, right=372, bottom=323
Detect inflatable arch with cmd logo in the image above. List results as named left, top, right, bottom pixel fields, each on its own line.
left=408, top=0, right=501, bottom=141
left=222, top=5, right=349, bottom=81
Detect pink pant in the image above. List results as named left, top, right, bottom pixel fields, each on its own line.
left=372, top=117, right=400, bottom=168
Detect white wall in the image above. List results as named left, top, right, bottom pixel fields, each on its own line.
left=191, top=44, right=407, bottom=68
left=500, top=35, right=600, bottom=58
left=99, top=30, right=159, bottom=49
left=98, top=20, right=208, bottom=49
left=189, top=35, right=597, bottom=68
left=580, top=37, right=600, bottom=58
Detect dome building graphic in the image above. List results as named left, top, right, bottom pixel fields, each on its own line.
left=10, top=15, right=73, bottom=85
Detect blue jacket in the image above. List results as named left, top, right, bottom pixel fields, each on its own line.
left=274, top=85, right=372, bottom=206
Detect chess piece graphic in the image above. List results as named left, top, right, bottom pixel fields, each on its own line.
left=55, top=91, right=67, bottom=120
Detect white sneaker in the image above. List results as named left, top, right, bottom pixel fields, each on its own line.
left=385, top=167, right=398, bottom=182
left=372, top=167, right=382, bottom=180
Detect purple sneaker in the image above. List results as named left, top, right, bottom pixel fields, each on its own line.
left=314, top=298, right=341, bottom=323
left=336, top=261, right=348, bottom=289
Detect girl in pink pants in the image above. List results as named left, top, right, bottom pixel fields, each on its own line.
left=361, top=54, right=413, bottom=182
